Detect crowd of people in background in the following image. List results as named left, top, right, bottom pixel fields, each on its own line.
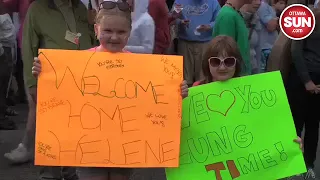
left=0, top=0, right=319, bottom=179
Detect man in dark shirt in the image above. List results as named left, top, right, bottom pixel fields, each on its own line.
left=286, top=9, right=320, bottom=179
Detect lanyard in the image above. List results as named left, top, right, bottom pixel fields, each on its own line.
left=57, top=5, right=77, bottom=33
left=57, top=3, right=80, bottom=49
left=225, top=2, right=243, bottom=18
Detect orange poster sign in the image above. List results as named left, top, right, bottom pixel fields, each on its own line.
left=35, top=49, right=183, bottom=168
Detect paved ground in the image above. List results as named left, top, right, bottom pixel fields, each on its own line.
left=0, top=104, right=319, bottom=180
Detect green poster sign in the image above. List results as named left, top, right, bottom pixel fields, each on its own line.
left=166, top=72, right=306, bottom=180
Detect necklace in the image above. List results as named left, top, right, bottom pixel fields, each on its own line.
left=225, top=2, right=235, bottom=9
left=225, top=2, right=243, bottom=18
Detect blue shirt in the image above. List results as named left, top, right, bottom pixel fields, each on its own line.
left=257, top=2, right=278, bottom=50
left=174, top=0, right=220, bottom=42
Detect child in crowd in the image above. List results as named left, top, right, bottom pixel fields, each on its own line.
left=180, top=36, right=303, bottom=180
left=257, top=0, right=286, bottom=72
left=32, top=0, right=133, bottom=180
left=181, top=35, right=243, bottom=88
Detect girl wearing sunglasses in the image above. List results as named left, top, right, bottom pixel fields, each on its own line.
left=32, top=0, right=135, bottom=180
left=180, top=35, right=241, bottom=93
left=179, top=35, right=303, bottom=161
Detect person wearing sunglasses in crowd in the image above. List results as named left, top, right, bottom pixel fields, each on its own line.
left=180, top=35, right=244, bottom=89
left=6, top=0, right=97, bottom=179
left=179, top=36, right=303, bottom=174
left=123, top=0, right=155, bottom=54
left=32, top=0, right=134, bottom=179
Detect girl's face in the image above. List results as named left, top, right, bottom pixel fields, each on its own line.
left=94, top=15, right=131, bottom=52
left=208, top=55, right=237, bottom=82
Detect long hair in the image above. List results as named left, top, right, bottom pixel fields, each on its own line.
left=201, top=35, right=243, bottom=84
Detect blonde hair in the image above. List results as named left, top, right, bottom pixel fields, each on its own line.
left=95, top=8, right=132, bottom=27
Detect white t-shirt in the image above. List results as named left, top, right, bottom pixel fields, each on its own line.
left=0, top=14, right=16, bottom=47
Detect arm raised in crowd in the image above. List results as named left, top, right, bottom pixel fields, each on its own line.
left=22, top=2, right=40, bottom=89
left=125, top=21, right=155, bottom=54
left=257, top=2, right=278, bottom=32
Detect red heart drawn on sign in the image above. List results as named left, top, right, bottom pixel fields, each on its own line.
left=205, top=90, right=236, bottom=116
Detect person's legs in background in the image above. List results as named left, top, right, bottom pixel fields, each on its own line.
left=5, top=65, right=19, bottom=116
left=178, top=39, right=196, bottom=87
left=61, top=167, right=79, bottom=180
left=39, top=166, right=78, bottom=180
left=194, top=41, right=209, bottom=81
left=0, top=47, right=16, bottom=130
left=79, top=168, right=109, bottom=180
left=303, top=72, right=320, bottom=180
left=286, top=69, right=306, bottom=137
left=3, top=45, right=28, bottom=162
left=4, top=86, right=79, bottom=179
left=4, top=87, right=34, bottom=163
left=15, top=47, right=26, bottom=103
left=285, top=69, right=306, bottom=180
left=286, top=69, right=320, bottom=179
left=79, top=168, right=131, bottom=180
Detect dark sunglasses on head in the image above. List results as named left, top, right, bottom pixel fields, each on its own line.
left=99, top=0, right=131, bottom=11
left=208, top=57, right=237, bottom=68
